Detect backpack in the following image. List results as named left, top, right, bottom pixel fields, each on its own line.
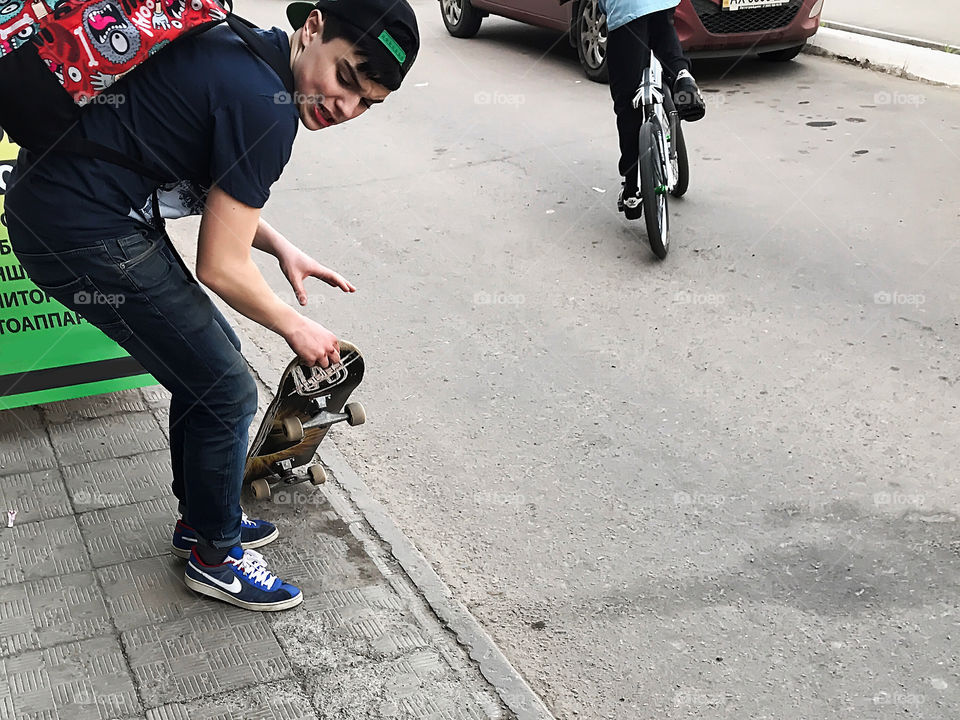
left=0, top=0, right=294, bottom=180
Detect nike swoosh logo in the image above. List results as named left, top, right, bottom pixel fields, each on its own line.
left=194, top=566, right=242, bottom=593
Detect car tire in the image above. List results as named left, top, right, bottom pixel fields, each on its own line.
left=758, top=43, right=805, bottom=62
left=575, top=0, right=609, bottom=83
left=441, top=0, right=483, bottom=38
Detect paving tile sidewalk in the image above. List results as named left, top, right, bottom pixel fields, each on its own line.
left=0, top=387, right=509, bottom=720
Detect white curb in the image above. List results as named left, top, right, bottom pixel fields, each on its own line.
left=807, top=26, right=960, bottom=88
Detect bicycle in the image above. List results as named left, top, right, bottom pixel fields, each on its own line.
left=622, top=49, right=690, bottom=260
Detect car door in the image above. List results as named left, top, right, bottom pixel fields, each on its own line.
left=480, top=0, right=571, bottom=30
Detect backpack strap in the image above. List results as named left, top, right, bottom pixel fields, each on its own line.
left=55, top=136, right=172, bottom=183
left=226, top=14, right=295, bottom=95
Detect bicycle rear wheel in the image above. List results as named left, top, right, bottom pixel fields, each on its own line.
left=662, top=84, right=688, bottom=198
left=670, top=120, right=689, bottom=198
left=639, top=119, right=669, bottom=259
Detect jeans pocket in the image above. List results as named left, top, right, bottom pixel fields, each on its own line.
left=117, top=231, right=175, bottom=292
left=30, top=274, right=133, bottom=345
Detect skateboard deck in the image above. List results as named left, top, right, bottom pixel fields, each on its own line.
left=243, top=341, right=365, bottom=500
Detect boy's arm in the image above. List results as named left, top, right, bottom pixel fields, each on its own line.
left=252, top=217, right=290, bottom=256
left=197, top=185, right=341, bottom=367
left=252, top=217, right=357, bottom=306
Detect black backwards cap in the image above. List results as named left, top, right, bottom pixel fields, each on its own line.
left=286, top=0, right=419, bottom=90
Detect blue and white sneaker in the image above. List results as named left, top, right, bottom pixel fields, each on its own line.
left=184, top=547, right=303, bottom=611
left=172, top=513, right=279, bottom=559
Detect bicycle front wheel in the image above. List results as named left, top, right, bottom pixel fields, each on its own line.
left=639, top=119, right=669, bottom=259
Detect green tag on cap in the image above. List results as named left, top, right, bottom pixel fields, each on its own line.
left=378, top=29, right=406, bottom=65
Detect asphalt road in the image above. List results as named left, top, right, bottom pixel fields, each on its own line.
left=233, top=1, right=960, bottom=717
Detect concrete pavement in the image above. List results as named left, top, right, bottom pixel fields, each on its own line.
left=812, top=0, right=960, bottom=87
left=807, top=27, right=960, bottom=87
left=0, top=384, right=514, bottom=719
left=821, top=0, right=958, bottom=49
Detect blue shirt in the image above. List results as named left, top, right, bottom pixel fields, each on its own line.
left=599, top=0, right=679, bottom=31
left=7, top=25, right=299, bottom=246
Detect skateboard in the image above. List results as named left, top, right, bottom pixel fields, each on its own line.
left=243, top=341, right=366, bottom=501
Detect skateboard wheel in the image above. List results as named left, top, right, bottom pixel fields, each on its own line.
left=282, top=416, right=304, bottom=442
left=251, top=478, right=271, bottom=500
left=309, top=464, right=328, bottom=485
left=345, top=402, right=366, bottom=427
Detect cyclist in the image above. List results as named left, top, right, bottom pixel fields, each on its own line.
left=602, top=0, right=705, bottom=218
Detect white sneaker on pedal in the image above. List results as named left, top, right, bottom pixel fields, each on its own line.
left=618, top=183, right=642, bottom=220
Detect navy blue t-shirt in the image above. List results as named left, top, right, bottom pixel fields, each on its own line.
left=7, top=25, right=299, bottom=248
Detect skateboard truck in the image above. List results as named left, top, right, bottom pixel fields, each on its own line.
left=276, top=457, right=295, bottom=480
left=274, top=397, right=366, bottom=444
left=273, top=457, right=326, bottom=485
left=253, top=458, right=329, bottom=499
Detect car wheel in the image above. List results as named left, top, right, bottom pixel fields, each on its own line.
left=758, top=43, right=805, bottom=62
left=575, top=0, right=608, bottom=83
left=441, top=0, right=483, bottom=38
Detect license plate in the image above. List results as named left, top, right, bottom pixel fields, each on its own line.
left=722, top=0, right=790, bottom=10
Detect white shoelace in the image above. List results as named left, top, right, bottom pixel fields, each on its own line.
left=243, top=548, right=266, bottom=565
left=228, top=548, right=277, bottom=589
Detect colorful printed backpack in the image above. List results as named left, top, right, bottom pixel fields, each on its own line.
left=0, top=0, right=292, bottom=178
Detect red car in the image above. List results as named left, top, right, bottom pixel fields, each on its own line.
left=440, top=0, right=824, bottom=81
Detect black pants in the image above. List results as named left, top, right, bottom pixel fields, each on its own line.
left=607, top=8, right=691, bottom=188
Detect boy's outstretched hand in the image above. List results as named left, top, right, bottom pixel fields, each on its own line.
left=279, top=247, right=357, bottom=306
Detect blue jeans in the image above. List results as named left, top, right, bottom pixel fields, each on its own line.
left=11, top=225, right=256, bottom=552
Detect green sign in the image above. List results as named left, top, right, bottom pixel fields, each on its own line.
left=0, top=134, right=155, bottom=410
